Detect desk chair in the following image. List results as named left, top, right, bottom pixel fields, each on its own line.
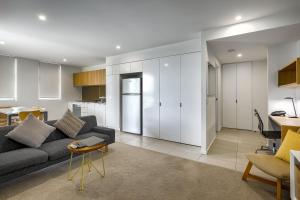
left=254, top=109, right=281, bottom=154
left=18, top=110, right=41, bottom=121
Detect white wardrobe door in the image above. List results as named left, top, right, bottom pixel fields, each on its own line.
left=180, top=52, right=202, bottom=146
left=142, top=59, right=160, bottom=138
left=252, top=60, right=268, bottom=131
left=106, top=75, right=120, bottom=129
left=236, top=62, right=252, bottom=130
left=159, top=56, right=181, bottom=142
left=222, top=64, right=237, bottom=128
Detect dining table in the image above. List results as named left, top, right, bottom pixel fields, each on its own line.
left=0, top=107, right=48, bottom=125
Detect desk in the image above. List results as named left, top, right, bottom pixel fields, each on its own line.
left=269, top=115, right=300, bottom=140
left=0, top=107, right=48, bottom=125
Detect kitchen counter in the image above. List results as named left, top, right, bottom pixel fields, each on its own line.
left=68, top=102, right=106, bottom=127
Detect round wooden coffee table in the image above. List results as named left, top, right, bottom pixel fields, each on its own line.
left=67, top=140, right=107, bottom=191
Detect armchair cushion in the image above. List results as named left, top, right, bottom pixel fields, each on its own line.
left=247, top=154, right=290, bottom=180
left=275, top=129, right=300, bottom=162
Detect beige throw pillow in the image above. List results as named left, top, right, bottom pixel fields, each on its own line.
left=54, top=110, right=85, bottom=138
left=6, top=114, right=55, bottom=148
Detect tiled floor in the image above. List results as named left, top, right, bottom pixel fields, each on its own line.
left=116, top=128, right=272, bottom=178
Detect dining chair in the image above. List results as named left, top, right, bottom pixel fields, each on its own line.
left=18, top=110, right=41, bottom=121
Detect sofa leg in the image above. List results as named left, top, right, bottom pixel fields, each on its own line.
left=242, top=161, right=253, bottom=181
left=276, top=178, right=282, bottom=200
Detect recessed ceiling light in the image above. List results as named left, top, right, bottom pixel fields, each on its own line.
left=164, top=63, right=169, bottom=67
left=0, top=41, right=5, bottom=45
left=116, top=45, right=121, bottom=50
left=38, top=14, right=47, bottom=21
left=235, top=15, right=242, bottom=21
left=237, top=53, right=243, bottom=58
left=63, top=58, right=67, bottom=62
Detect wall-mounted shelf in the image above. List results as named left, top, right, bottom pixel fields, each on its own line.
left=278, top=58, right=300, bottom=87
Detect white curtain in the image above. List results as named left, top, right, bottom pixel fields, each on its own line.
left=39, top=63, right=61, bottom=99
left=0, top=55, right=16, bottom=100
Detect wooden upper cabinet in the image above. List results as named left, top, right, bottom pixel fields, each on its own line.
left=73, top=69, right=106, bottom=87
left=278, top=58, right=300, bottom=87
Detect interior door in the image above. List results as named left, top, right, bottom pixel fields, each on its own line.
left=142, top=59, right=160, bottom=138
left=159, top=56, right=181, bottom=142
left=180, top=52, right=202, bottom=146
left=222, top=64, right=237, bottom=128
left=236, top=62, right=252, bottom=130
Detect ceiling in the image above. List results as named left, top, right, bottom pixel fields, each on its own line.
left=0, top=0, right=300, bottom=67
left=208, top=23, right=300, bottom=64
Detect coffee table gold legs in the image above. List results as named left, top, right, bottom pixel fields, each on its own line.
left=89, top=150, right=105, bottom=177
left=67, top=152, right=73, bottom=180
left=80, top=154, right=85, bottom=191
left=67, top=150, right=106, bottom=191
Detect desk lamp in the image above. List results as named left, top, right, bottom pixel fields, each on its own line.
left=284, top=97, right=298, bottom=118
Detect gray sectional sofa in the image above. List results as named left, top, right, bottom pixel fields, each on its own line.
left=0, top=115, right=115, bottom=185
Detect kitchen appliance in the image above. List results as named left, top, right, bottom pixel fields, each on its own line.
left=121, top=74, right=142, bottom=134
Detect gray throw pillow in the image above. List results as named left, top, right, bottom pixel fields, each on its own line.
left=6, top=114, right=55, bottom=148
left=54, top=109, right=85, bottom=138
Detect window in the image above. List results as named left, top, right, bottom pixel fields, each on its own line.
left=0, top=55, right=17, bottom=101
left=38, top=63, right=61, bottom=100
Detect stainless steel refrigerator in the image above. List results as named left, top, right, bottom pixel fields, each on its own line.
left=121, top=77, right=142, bottom=134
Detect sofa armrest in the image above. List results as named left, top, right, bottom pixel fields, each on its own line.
left=92, top=126, right=115, bottom=143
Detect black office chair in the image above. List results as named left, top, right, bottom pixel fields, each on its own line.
left=254, top=109, right=281, bottom=154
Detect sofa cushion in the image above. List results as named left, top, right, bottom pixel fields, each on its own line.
left=76, top=132, right=110, bottom=142
left=40, top=138, right=74, bottom=161
left=77, top=116, right=98, bottom=135
left=0, top=148, right=48, bottom=176
left=0, top=125, right=25, bottom=153
left=54, top=110, right=85, bottom=138
left=6, top=114, right=55, bottom=148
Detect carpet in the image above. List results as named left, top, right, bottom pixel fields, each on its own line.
left=0, top=143, right=288, bottom=200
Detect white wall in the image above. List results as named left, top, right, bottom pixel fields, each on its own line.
left=268, top=41, right=300, bottom=119
left=206, top=96, right=216, bottom=150
left=207, top=45, right=222, bottom=132
left=1, top=57, right=81, bottom=120
left=81, top=63, right=106, bottom=72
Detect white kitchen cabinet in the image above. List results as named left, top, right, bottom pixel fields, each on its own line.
left=80, top=102, right=88, bottom=116
left=106, top=65, right=112, bottom=75
left=119, top=63, right=131, bottom=74
left=112, top=65, right=120, bottom=75
left=95, top=103, right=106, bottom=127
left=131, top=61, right=143, bottom=73
left=87, top=103, right=95, bottom=116
left=142, top=59, right=160, bottom=138
left=180, top=52, right=202, bottom=146
left=159, top=56, right=181, bottom=142
left=106, top=75, right=120, bottom=129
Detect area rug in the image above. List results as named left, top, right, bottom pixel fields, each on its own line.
left=0, top=143, right=288, bottom=200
